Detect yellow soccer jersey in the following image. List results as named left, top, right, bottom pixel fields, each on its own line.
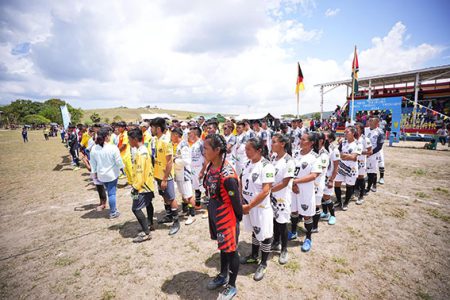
left=132, top=145, right=155, bottom=193
left=118, top=131, right=131, bottom=158
left=80, top=132, right=90, bottom=148
left=143, top=130, right=151, bottom=148
left=154, top=134, right=174, bottom=180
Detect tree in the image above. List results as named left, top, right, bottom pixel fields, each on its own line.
left=312, top=112, right=321, bottom=120
left=90, top=112, right=101, bottom=123
left=112, top=115, right=122, bottom=122
left=104, top=117, right=110, bottom=124
left=282, top=114, right=296, bottom=119
left=39, top=105, right=62, bottom=124
left=23, top=114, right=50, bottom=125
left=68, top=106, right=83, bottom=124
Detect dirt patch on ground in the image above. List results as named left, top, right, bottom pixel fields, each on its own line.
left=0, top=130, right=449, bottom=299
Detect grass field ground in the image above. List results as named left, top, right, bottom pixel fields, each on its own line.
left=0, top=130, right=449, bottom=299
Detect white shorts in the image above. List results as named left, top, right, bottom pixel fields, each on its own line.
left=335, top=173, right=357, bottom=186
left=243, top=206, right=274, bottom=241
left=367, top=154, right=379, bottom=174
left=191, top=166, right=205, bottom=191
left=271, top=194, right=291, bottom=224
left=176, top=180, right=193, bottom=199
left=378, top=149, right=385, bottom=168
left=358, top=160, right=367, bottom=176
left=323, top=177, right=334, bottom=196
left=314, top=183, right=325, bottom=205
left=291, top=191, right=315, bottom=217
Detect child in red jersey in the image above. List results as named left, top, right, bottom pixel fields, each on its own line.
left=204, top=134, right=242, bottom=300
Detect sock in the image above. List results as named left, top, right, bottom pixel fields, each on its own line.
left=379, top=167, right=384, bottom=179
left=188, top=204, right=195, bottom=217
left=304, top=218, right=313, bottom=240
left=182, top=202, right=188, bottom=213
left=373, top=174, right=378, bottom=188
left=290, top=215, right=299, bottom=234
left=171, top=208, right=179, bottom=222
left=195, top=190, right=201, bottom=206
left=220, top=251, right=229, bottom=277
left=312, top=207, right=321, bottom=230
left=357, top=178, right=365, bottom=198
left=133, top=209, right=149, bottom=235
left=226, top=251, right=239, bottom=287
left=322, top=201, right=328, bottom=214
left=279, top=223, right=288, bottom=251
left=367, top=174, right=374, bottom=190
left=251, top=233, right=260, bottom=258
left=273, top=220, right=280, bottom=245
left=328, top=201, right=335, bottom=217
left=260, top=237, right=272, bottom=267
left=344, top=185, right=354, bottom=205
left=164, top=204, right=171, bottom=216
left=146, top=202, right=154, bottom=225
left=335, top=187, right=342, bottom=204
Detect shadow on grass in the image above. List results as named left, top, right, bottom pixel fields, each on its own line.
left=53, top=155, right=72, bottom=171
left=74, top=204, right=98, bottom=211
left=108, top=218, right=166, bottom=239
left=80, top=209, right=110, bottom=219
left=161, top=271, right=217, bottom=300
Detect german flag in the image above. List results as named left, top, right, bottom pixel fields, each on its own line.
left=295, top=62, right=304, bottom=95
left=352, top=46, right=359, bottom=93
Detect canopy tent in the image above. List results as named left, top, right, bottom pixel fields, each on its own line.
left=235, top=113, right=280, bottom=121
left=140, top=113, right=172, bottom=121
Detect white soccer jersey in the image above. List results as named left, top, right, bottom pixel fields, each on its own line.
left=337, top=139, right=362, bottom=178
left=326, top=144, right=340, bottom=178
left=241, top=158, right=275, bottom=241
left=314, top=148, right=330, bottom=202
left=357, top=135, right=372, bottom=162
left=190, top=139, right=204, bottom=169
left=292, top=151, right=322, bottom=216
left=264, top=128, right=273, bottom=152
left=224, top=134, right=237, bottom=165
left=271, top=153, right=295, bottom=223
left=234, top=133, right=249, bottom=166
left=174, top=140, right=192, bottom=182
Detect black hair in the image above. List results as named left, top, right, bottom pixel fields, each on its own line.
left=207, top=121, right=219, bottom=130
left=253, top=120, right=262, bottom=126
left=128, top=127, right=143, bottom=141
left=172, top=127, right=183, bottom=137
left=272, top=133, right=292, bottom=156
left=96, top=127, right=110, bottom=147
left=204, top=134, right=228, bottom=196
left=346, top=126, right=357, bottom=139
left=151, top=117, right=167, bottom=132
left=117, top=121, right=127, bottom=128
left=190, top=126, right=202, bottom=137
left=243, top=119, right=251, bottom=125
left=354, top=122, right=364, bottom=137
left=246, top=137, right=268, bottom=159
left=236, top=121, right=245, bottom=127
left=302, top=131, right=317, bottom=152
left=314, top=132, right=325, bottom=153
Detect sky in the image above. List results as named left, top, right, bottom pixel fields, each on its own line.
left=1, top=0, right=449, bottom=115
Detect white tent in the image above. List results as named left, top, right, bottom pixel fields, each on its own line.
left=235, top=113, right=280, bottom=121
left=140, top=113, right=172, bottom=120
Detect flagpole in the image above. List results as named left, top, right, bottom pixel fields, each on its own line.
left=296, top=92, right=299, bottom=119
left=350, top=46, right=356, bottom=124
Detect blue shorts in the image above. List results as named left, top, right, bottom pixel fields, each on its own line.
left=156, top=179, right=176, bottom=202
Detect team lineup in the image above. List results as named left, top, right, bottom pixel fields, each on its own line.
left=65, top=116, right=386, bottom=300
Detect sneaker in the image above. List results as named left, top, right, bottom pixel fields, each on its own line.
left=185, top=216, right=196, bottom=225
left=217, top=284, right=237, bottom=300
left=253, top=264, right=267, bottom=281
left=157, top=215, right=173, bottom=224
left=73, top=167, right=80, bottom=171
left=287, top=231, right=298, bottom=240
left=239, top=254, right=258, bottom=265
left=342, top=203, right=348, bottom=211
left=279, top=250, right=288, bottom=265
left=311, top=227, right=319, bottom=233
left=207, top=274, right=229, bottom=290
left=364, top=189, right=370, bottom=195
left=379, top=178, right=385, bottom=185
left=333, top=201, right=341, bottom=208
left=320, top=212, right=330, bottom=221
left=270, top=242, right=281, bottom=252
left=328, top=216, right=336, bottom=225
left=301, top=238, right=312, bottom=252
left=356, top=197, right=364, bottom=205
left=109, top=211, right=120, bottom=219
left=148, top=224, right=155, bottom=231
left=370, top=186, right=377, bottom=193
left=132, top=231, right=151, bottom=243
left=168, top=221, right=180, bottom=235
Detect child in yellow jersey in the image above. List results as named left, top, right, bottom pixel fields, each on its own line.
left=117, top=122, right=133, bottom=185
left=150, top=117, right=180, bottom=236
left=128, top=128, right=156, bottom=242
left=139, top=122, right=151, bottom=148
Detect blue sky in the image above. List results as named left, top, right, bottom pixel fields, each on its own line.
left=0, top=0, right=449, bottom=114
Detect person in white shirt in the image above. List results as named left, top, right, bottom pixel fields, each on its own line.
left=234, top=121, right=250, bottom=176
left=90, top=127, right=124, bottom=219
left=261, top=120, right=273, bottom=154
left=345, top=118, right=355, bottom=128
left=320, top=132, right=339, bottom=225
left=355, top=122, right=372, bottom=205
left=223, top=123, right=237, bottom=170
left=312, top=133, right=329, bottom=233
left=189, top=127, right=206, bottom=207
left=240, top=137, right=275, bottom=282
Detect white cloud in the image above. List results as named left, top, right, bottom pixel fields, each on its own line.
left=325, top=8, right=340, bottom=17
left=0, top=2, right=444, bottom=117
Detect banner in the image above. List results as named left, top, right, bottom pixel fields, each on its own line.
left=60, top=105, right=71, bottom=130
left=350, top=97, right=402, bottom=143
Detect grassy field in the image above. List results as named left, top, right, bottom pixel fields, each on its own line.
left=81, top=107, right=210, bottom=123
left=0, top=130, right=449, bottom=299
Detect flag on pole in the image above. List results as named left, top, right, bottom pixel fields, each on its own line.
left=295, top=62, right=305, bottom=95
left=351, top=46, right=359, bottom=93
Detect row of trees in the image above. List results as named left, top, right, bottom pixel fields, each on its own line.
left=0, top=99, right=83, bottom=126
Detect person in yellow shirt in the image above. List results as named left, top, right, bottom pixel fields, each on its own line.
left=117, top=122, right=133, bottom=185
left=151, top=117, right=180, bottom=235
left=128, top=128, right=155, bottom=243
left=140, top=121, right=151, bottom=148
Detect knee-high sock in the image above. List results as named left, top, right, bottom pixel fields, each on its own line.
left=220, top=251, right=229, bottom=276
left=251, top=233, right=260, bottom=258
left=226, top=251, right=239, bottom=287
left=312, top=207, right=321, bottom=230
left=260, top=237, right=272, bottom=267
left=344, top=185, right=354, bottom=205
left=133, top=209, right=149, bottom=234
left=273, top=219, right=280, bottom=244
left=335, top=187, right=342, bottom=204
left=290, top=214, right=299, bottom=234
left=146, top=202, right=154, bottom=225
left=304, top=218, right=313, bottom=240
left=279, top=223, right=288, bottom=251
left=379, top=167, right=384, bottom=179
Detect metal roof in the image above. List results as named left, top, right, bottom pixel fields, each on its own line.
left=314, top=65, right=450, bottom=88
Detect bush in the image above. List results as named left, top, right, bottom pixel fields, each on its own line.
left=22, top=114, right=51, bottom=125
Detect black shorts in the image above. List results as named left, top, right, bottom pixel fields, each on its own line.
left=132, top=192, right=154, bottom=211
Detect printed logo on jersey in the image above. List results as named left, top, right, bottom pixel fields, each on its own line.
left=301, top=204, right=309, bottom=211
left=252, top=173, right=259, bottom=182
left=228, top=190, right=235, bottom=197
left=301, top=162, right=308, bottom=169
left=265, top=172, right=274, bottom=178
left=217, top=232, right=225, bottom=243
left=253, top=226, right=261, bottom=234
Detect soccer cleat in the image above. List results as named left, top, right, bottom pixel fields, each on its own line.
left=370, top=186, right=377, bottom=193
left=239, top=254, right=258, bottom=265
left=217, top=284, right=237, bottom=300
left=311, top=227, right=319, bottom=233
left=270, top=242, right=281, bottom=252
left=342, top=204, right=348, bottom=211
left=253, top=264, right=267, bottom=281
left=168, top=221, right=180, bottom=235
left=157, top=215, right=173, bottom=224
left=328, top=216, right=336, bottom=225
left=132, top=231, right=151, bottom=243
left=279, top=250, right=288, bottom=265
left=185, top=216, right=196, bottom=225
left=356, top=197, right=364, bottom=205
left=109, top=211, right=120, bottom=219
left=301, top=238, right=312, bottom=252
left=207, top=274, right=229, bottom=290
left=320, top=212, right=330, bottom=221
left=287, top=231, right=298, bottom=241
left=379, top=178, right=385, bottom=185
